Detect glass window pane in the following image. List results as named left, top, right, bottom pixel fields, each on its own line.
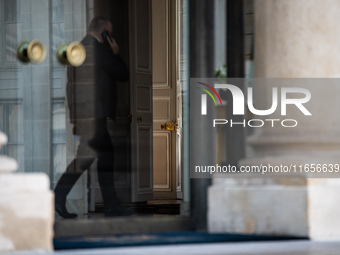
left=7, top=144, right=24, bottom=172
left=4, top=0, right=18, bottom=23
left=8, top=103, right=23, bottom=143
left=52, top=143, right=66, bottom=186
left=52, top=0, right=64, bottom=23
left=52, top=102, right=66, bottom=143
left=5, top=24, right=17, bottom=62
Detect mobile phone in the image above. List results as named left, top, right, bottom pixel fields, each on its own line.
left=102, top=31, right=110, bottom=42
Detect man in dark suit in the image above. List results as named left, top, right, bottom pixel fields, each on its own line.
left=54, top=17, right=129, bottom=218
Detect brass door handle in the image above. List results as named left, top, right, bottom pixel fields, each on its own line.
left=56, top=42, right=86, bottom=66
left=160, top=122, right=178, bottom=131
left=17, top=40, right=46, bottom=64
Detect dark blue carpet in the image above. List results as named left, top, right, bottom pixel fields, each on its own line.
left=54, top=232, right=307, bottom=250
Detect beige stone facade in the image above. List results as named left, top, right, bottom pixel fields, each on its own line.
left=0, top=131, right=54, bottom=252
left=209, top=0, right=340, bottom=240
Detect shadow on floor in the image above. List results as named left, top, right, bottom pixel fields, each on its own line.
left=54, top=231, right=308, bottom=250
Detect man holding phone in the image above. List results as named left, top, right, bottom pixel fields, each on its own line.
left=101, top=23, right=120, bottom=54
left=54, top=17, right=130, bottom=218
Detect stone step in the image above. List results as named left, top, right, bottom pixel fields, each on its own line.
left=95, top=202, right=181, bottom=215
left=54, top=216, right=193, bottom=238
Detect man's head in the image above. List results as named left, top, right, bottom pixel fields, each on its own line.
left=88, top=17, right=112, bottom=42
left=107, top=21, right=113, bottom=34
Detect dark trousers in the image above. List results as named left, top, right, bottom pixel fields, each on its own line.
left=54, top=118, right=120, bottom=212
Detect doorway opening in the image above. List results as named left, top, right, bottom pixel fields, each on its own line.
left=74, top=0, right=190, bottom=218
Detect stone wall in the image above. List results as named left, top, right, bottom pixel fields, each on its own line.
left=0, top=131, right=54, bottom=252
left=208, top=0, right=340, bottom=240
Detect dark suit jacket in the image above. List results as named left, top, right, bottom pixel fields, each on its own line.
left=66, top=34, right=129, bottom=135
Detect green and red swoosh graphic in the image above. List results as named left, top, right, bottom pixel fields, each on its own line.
left=196, top=82, right=223, bottom=106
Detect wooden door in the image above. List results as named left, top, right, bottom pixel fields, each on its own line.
left=152, top=0, right=179, bottom=199
left=129, top=0, right=154, bottom=202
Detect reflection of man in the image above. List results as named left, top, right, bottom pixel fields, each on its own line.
left=55, top=17, right=129, bottom=218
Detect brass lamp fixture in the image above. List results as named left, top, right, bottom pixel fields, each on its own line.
left=17, top=40, right=47, bottom=64
left=56, top=42, right=86, bottom=66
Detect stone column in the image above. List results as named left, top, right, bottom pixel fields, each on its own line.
left=208, top=0, right=340, bottom=239
left=190, top=0, right=215, bottom=231
left=0, top=131, right=54, bottom=252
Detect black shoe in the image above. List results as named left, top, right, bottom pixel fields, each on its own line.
left=105, top=207, right=134, bottom=217
left=55, top=201, right=78, bottom=219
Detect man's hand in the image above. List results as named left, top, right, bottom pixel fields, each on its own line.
left=107, top=37, right=119, bottom=54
